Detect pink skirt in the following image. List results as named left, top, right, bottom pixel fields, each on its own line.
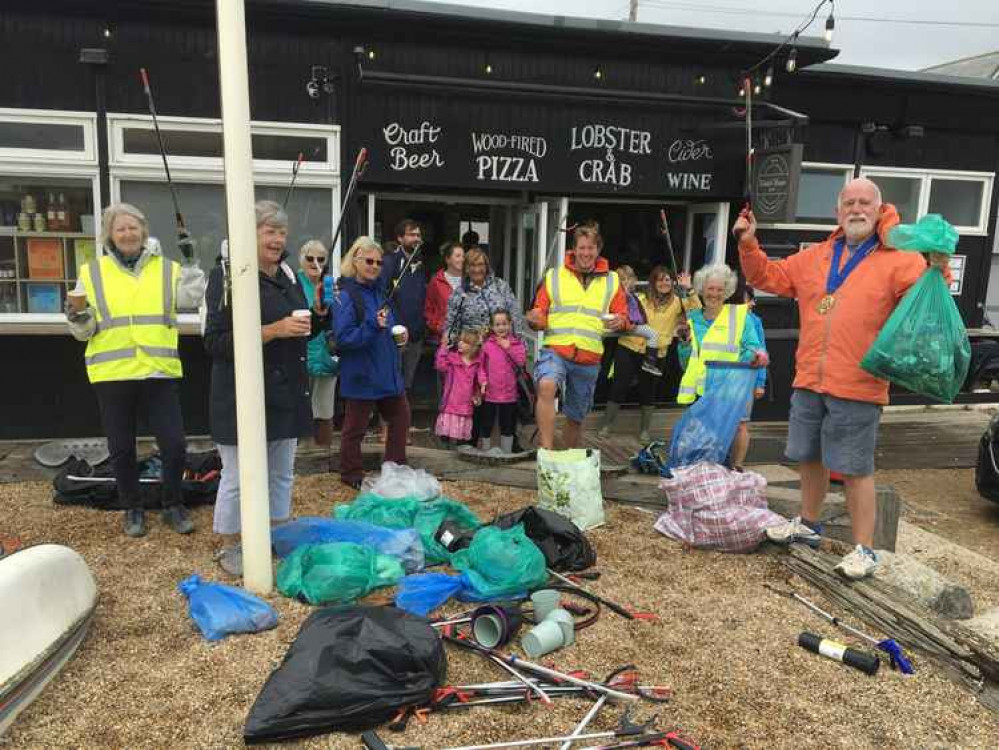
left=436, top=412, right=473, bottom=440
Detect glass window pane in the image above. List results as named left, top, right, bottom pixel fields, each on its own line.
left=794, top=170, right=844, bottom=223
left=869, top=175, right=921, bottom=224
left=0, top=121, right=85, bottom=152
left=251, top=134, right=328, bottom=162
left=119, top=181, right=333, bottom=280
left=928, top=179, right=984, bottom=228
left=123, top=128, right=328, bottom=163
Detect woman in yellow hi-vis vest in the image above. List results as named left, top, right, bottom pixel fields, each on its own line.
left=526, top=222, right=633, bottom=449
left=677, top=263, right=768, bottom=469
left=66, top=203, right=206, bottom=538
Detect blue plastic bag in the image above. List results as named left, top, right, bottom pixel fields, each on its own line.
left=271, top=517, right=425, bottom=573
left=395, top=572, right=468, bottom=616
left=669, top=362, right=757, bottom=469
left=178, top=574, right=278, bottom=642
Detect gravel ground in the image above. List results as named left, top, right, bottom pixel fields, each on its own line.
left=2, top=473, right=999, bottom=750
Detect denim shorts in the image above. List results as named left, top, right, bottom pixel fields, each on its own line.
left=534, top=346, right=600, bottom=423
left=785, top=388, right=881, bottom=476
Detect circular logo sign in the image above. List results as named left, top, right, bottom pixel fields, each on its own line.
left=755, top=154, right=791, bottom=218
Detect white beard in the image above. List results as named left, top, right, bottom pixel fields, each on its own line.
left=844, top=220, right=875, bottom=245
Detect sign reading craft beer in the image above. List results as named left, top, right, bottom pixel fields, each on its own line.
left=359, top=98, right=745, bottom=197
left=751, top=144, right=804, bottom=223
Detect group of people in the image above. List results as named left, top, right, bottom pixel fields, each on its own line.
left=66, top=176, right=948, bottom=581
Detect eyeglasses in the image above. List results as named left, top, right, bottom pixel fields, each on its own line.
left=305, top=255, right=327, bottom=263
left=359, top=257, right=383, bottom=267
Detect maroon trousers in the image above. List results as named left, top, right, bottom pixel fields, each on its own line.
left=339, top=394, right=411, bottom=483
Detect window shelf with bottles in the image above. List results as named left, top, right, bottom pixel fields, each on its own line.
left=0, top=178, right=97, bottom=314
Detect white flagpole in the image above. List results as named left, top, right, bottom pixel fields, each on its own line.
left=215, top=0, right=272, bottom=593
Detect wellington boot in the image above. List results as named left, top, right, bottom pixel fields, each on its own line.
left=598, top=402, right=621, bottom=437
left=314, top=418, right=334, bottom=447
left=638, top=405, right=655, bottom=444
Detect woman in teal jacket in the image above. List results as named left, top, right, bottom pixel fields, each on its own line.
left=297, top=240, right=339, bottom=447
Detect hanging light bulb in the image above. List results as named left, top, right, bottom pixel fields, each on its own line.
left=367, top=49, right=376, bottom=60
left=738, top=82, right=746, bottom=97
left=696, top=73, right=707, bottom=85
left=753, top=80, right=762, bottom=95
left=764, top=66, right=774, bottom=87
left=484, top=62, right=493, bottom=75
left=786, top=48, right=798, bottom=73
left=824, top=2, right=836, bottom=43
left=593, top=67, right=603, bottom=81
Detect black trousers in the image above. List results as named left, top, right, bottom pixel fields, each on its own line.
left=93, top=378, right=187, bottom=509
left=609, top=345, right=658, bottom=406
left=479, top=401, right=517, bottom=437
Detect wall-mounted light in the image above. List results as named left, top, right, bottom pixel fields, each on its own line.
left=764, top=66, right=774, bottom=87
left=753, top=80, right=762, bottom=95
left=593, top=67, right=603, bottom=81
left=785, top=48, right=798, bottom=73
left=102, top=22, right=114, bottom=39
left=695, top=73, right=707, bottom=85
left=738, top=82, right=746, bottom=97
left=367, top=49, right=376, bottom=61
left=484, top=63, right=493, bottom=75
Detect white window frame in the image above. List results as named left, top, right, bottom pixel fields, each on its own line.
left=0, top=108, right=97, bottom=165
left=860, top=165, right=994, bottom=236
left=757, top=162, right=852, bottom=232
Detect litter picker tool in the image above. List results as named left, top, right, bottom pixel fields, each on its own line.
left=658, top=210, right=681, bottom=279
left=282, top=151, right=305, bottom=208
left=139, top=68, right=194, bottom=261
left=790, top=591, right=914, bottom=674
left=743, top=75, right=754, bottom=213
left=548, top=569, right=637, bottom=621
left=383, top=239, right=424, bottom=312
left=329, top=147, right=369, bottom=258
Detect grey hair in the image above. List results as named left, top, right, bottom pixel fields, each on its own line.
left=100, top=202, right=149, bottom=249
left=340, top=236, right=383, bottom=279
left=837, top=177, right=883, bottom=208
left=693, top=263, right=738, bottom=299
left=298, top=239, right=328, bottom=267
left=255, top=199, right=288, bottom=229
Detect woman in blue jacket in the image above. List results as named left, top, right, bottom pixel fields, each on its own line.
left=334, top=236, right=410, bottom=489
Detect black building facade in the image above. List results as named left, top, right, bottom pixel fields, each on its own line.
left=0, top=0, right=996, bottom=438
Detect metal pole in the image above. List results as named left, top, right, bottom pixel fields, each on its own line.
left=215, top=0, right=273, bottom=593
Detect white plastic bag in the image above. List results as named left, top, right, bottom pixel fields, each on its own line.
left=536, top=448, right=604, bottom=531
left=361, top=461, right=441, bottom=500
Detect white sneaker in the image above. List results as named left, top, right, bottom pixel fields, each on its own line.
left=765, top=516, right=822, bottom=547
left=834, top=545, right=879, bottom=580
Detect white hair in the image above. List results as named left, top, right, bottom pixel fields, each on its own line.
left=837, top=177, right=883, bottom=208
left=100, top=202, right=149, bottom=249
left=693, top=263, right=738, bottom=299
left=255, top=199, right=288, bottom=229
left=298, top=239, right=328, bottom=267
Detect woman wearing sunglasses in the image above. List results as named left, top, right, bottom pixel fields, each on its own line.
left=333, top=236, right=410, bottom=489
left=296, top=240, right=338, bottom=448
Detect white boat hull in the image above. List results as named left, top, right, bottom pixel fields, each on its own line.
left=0, top=544, right=98, bottom=736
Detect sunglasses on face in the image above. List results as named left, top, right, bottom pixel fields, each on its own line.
left=359, top=257, right=383, bottom=267
left=305, top=255, right=327, bottom=263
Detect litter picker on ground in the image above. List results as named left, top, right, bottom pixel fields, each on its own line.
left=548, top=569, right=637, bottom=621
left=139, top=68, right=194, bottom=261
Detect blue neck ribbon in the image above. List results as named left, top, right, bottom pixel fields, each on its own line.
left=826, top=234, right=879, bottom=295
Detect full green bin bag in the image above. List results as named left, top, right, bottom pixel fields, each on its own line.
left=450, top=523, right=548, bottom=599
left=860, top=215, right=970, bottom=403
left=333, top=493, right=481, bottom=565
left=277, top=542, right=404, bottom=605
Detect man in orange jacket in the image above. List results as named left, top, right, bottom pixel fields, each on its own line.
left=527, top=223, right=632, bottom=449
left=733, top=177, right=950, bottom=579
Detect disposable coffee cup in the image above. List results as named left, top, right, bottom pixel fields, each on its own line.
left=530, top=589, right=560, bottom=621
left=544, top=608, right=575, bottom=647
left=291, top=309, right=312, bottom=318
left=67, top=290, right=87, bottom=314
left=602, top=313, right=617, bottom=329
left=521, top=620, right=566, bottom=659
left=392, top=324, right=407, bottom=346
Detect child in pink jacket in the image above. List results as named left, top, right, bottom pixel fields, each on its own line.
left=478, top=310, right=527, bottom=454
left=435, top=329, right=484, bottom=445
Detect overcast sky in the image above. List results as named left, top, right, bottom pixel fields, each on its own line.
left=420, top=0, right=999, bottom=71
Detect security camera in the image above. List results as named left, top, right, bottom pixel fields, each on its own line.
left=306, top=79, right=320, bottom=99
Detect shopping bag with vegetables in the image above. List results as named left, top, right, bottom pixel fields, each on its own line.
left=860, top=214, right=970, bottom=403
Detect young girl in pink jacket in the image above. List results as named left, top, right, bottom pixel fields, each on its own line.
left=435, top=329, right=484, bottom=445
left=478, top=310, right=527, bottom=454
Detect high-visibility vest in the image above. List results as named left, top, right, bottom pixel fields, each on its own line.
left=678, top=304, right=748, bottom=404
left=78, top=253, right=182, bottom=383
left=543, top=267, right=619, bottom=356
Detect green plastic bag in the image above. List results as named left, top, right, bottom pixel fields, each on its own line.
left=276, top=541, right=404, bottom=605
left=333, top=493, right=482, bottom=565
left=888, top=213, right=958, bottom=254
left=450, top=524, right=548, bottom=599
left=861, top=268, right=970, bottom=403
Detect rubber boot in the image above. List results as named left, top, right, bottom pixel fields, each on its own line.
left=638, top=405, right=655, bottom=444
left=500, top=435, right=514, bottom=454
left=599, top=402, right=621, bottom=437
left=479, top=438, right=491, bottom=452
left=314, top=418, right=334, bottom=447
left=641, top=347, right=663, bottom=377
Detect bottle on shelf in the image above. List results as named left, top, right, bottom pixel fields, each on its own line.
left=57, top=193, right=69, bottom=231
left=34, top=212, right=47, bottom=232
left=23, top=192, right=36, bottom=216
left=47, top=193, right=58, bottom=231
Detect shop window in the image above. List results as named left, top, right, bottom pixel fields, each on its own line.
left=0, top=176, right=96, bottom=314
left=122, top=128, right=329, bottom=163
left=0, top=121, right=85, bottom=153
left=794, top=167, right=849, bottom=224
left=870, top=174, right=921, bottom=224
left=928, top=178, right=986, bottom=231
left=119, top=181, right=333, bottom=275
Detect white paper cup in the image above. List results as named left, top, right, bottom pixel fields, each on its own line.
left=521, top=620, right=566, bottom=658
left=544, top=608, right=576, bottom=647
left=391, top=324, right=407, bottom=346
left=530, top=589, right=560, bottom=621
left=602, top=313, right=617, bottom=328
left=292, top=309, right=312, bottom=318
left=67, top=290, right=87, bottom=313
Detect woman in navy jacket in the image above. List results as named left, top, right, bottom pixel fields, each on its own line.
left=334, top=236, right=410, bottom=489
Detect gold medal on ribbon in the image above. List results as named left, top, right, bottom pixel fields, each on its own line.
left=817, top=294, right=836, bottom=315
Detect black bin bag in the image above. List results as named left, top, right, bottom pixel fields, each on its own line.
left=493, top=506, right=596, bottom=572
left=244, top=604, right=446, bottom=744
